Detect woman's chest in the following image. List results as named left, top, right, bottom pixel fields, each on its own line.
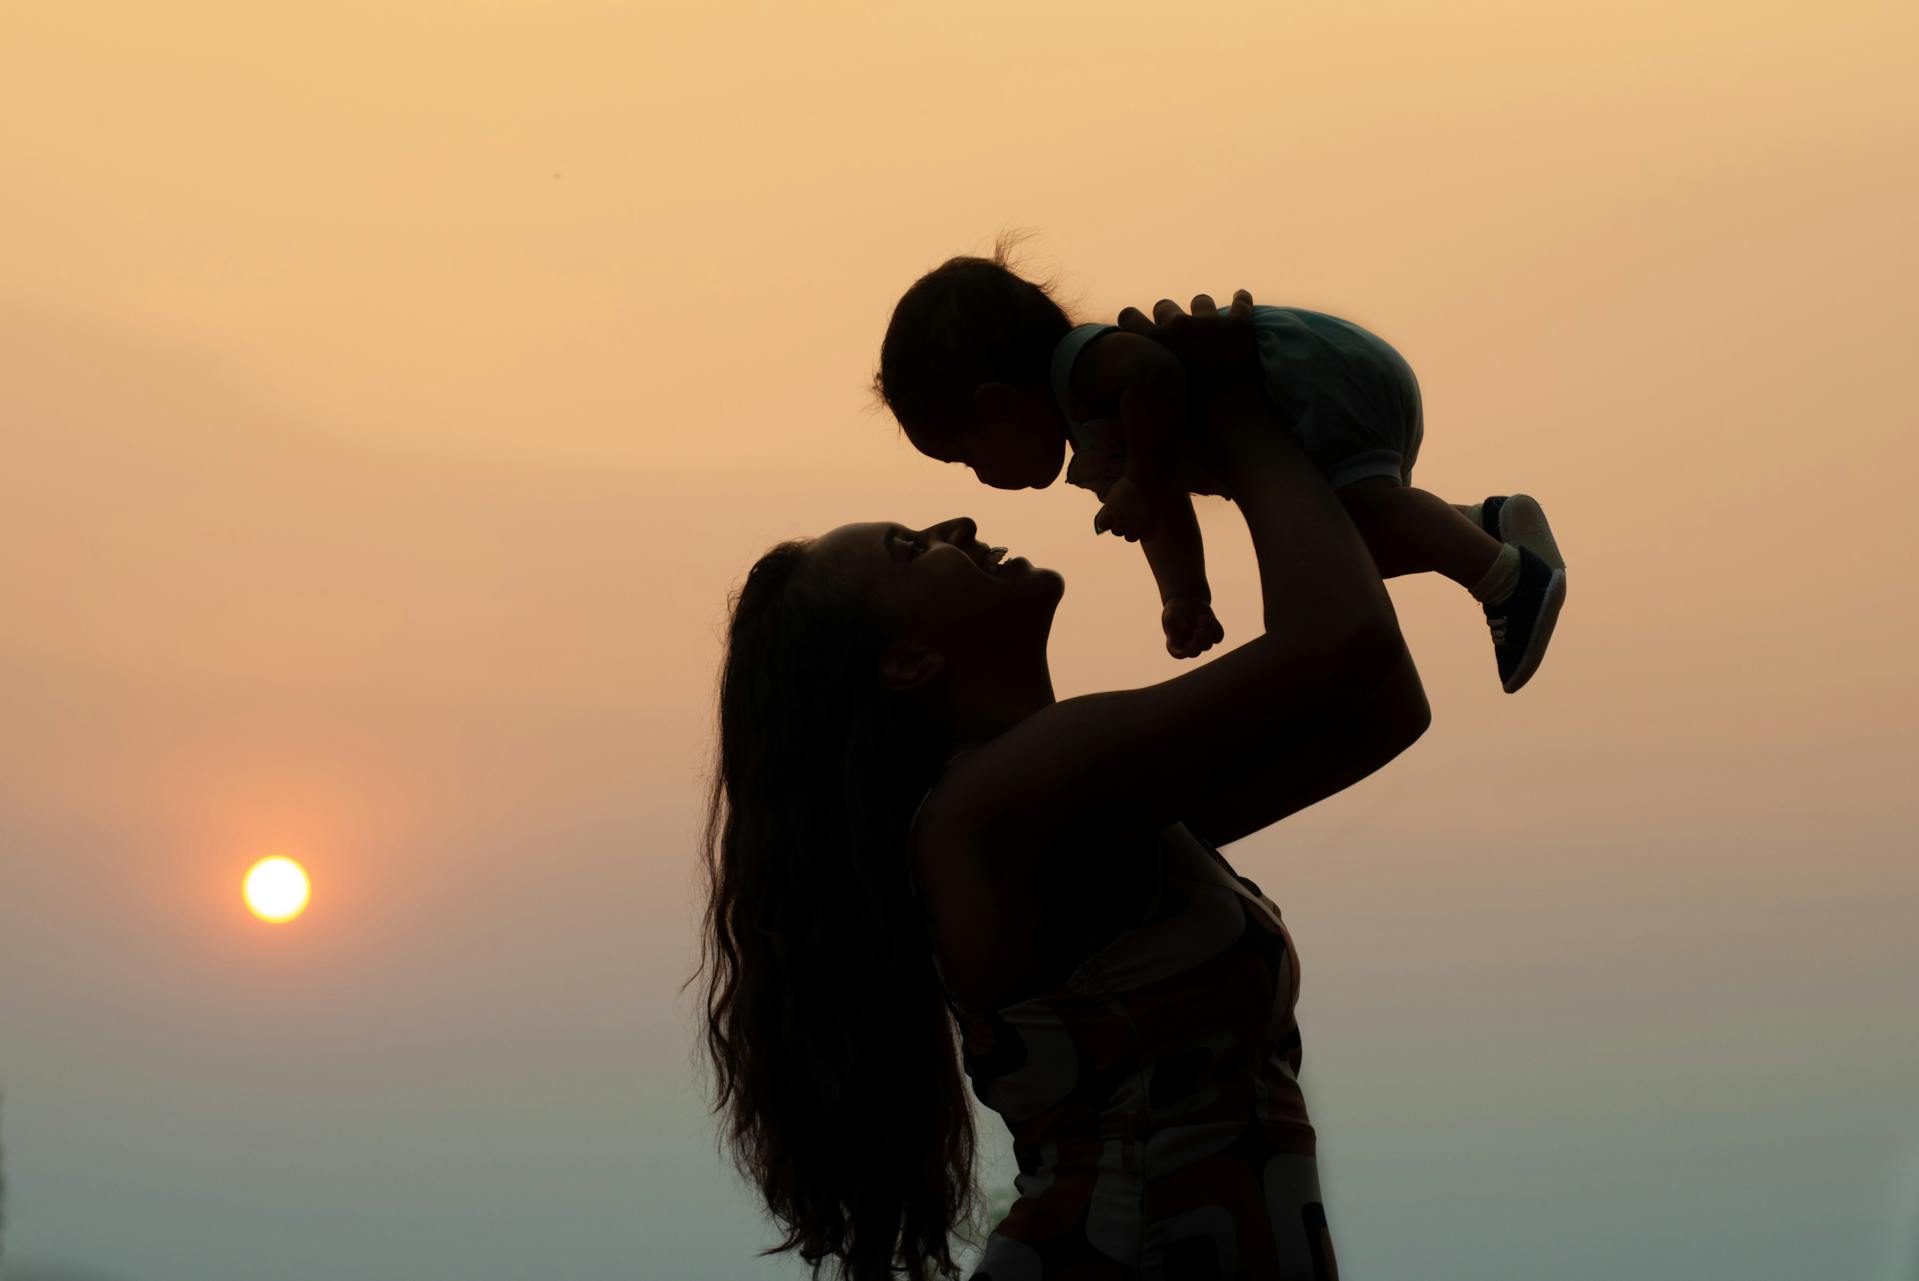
left=922, top=824, right=1165, bottom=1014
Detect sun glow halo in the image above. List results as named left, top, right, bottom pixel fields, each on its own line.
left=244, top=856, right=311, bottom=923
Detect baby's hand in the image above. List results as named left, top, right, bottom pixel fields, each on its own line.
left=1161, top=596, right=1225, bottom=660
left=1093, top=476, right=1164, bottom=542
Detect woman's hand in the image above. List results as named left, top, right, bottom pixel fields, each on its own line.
left=1115, top=291, right=1261, bottom=400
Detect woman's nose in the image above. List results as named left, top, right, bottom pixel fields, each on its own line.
left=934, top=516, right=977, bottom=546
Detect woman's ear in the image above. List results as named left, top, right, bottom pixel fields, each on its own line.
left=879, top=642, right=945, bottom=692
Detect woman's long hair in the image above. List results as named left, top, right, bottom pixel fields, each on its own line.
left=694, top=541, right=980, bottom=1280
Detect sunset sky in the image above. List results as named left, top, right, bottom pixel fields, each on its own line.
left=2, top=3, right=1916, bottom=1278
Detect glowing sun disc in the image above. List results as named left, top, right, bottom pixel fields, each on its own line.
left=244, top=856, right=310, bottom=922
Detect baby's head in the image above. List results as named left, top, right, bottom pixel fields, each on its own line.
left=876, top=251, right=1073, bottom=490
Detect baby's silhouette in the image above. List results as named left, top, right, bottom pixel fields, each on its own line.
left=876, top=250, right=1566, bottom=692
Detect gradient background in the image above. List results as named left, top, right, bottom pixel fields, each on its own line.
left=3, top=3, right=1916, bottom=1278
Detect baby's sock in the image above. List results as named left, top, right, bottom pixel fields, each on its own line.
left=1470, top=543, right=1523, bottom=605
left=1453, top=501, right=1486, bottom=530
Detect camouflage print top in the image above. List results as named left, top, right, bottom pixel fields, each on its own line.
left=935, top=823, right=1340, bottom=1281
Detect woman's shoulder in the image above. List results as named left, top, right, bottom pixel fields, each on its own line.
left=906, top=750, right=995, bottom=871
left=910, top=769, right=1174, bottom=1012
left=904, top=717, right=1096, bottom=860
left=906, top=755, right=1039, bottom=1006
left=906, top=741, right=1072, bottom=913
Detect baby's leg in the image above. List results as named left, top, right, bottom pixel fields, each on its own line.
left=1343, top=478, right=1568, bottom=693
left=1338, top=476, right=1500, bottom=588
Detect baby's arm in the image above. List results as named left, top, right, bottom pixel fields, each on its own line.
left=1072, top=331, right=1188, bottom=539
left=1143, top=494, right=1225, bottom=659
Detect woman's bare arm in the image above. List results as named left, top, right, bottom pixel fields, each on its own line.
left=1180, top=652, right=1428, bottom=848
left=929, top=304, right=1427, bottom=856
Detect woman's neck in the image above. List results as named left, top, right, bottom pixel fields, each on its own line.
left=933, top=665, right=1055, bottom=758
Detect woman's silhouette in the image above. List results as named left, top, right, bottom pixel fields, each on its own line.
left=696, top=296, right=1431, bottom=1280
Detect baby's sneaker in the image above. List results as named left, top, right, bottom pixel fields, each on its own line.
left=1479, top=494, right=1564, bottom=570
left=1484, top=545, right=1566, bottom=693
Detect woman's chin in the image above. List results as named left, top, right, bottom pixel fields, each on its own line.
left=1028, top=563, right=1067, bottom=604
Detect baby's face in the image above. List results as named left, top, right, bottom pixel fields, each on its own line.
left=912, top=385, right=1065, bottom=491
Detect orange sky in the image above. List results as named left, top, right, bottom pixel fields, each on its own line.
left=2, top=3, right=1916, bottom=1277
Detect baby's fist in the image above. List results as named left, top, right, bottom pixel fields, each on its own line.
left=1161, top=596, right=1224, bottom=660
left=1093, top=477, right=1162, bottom=543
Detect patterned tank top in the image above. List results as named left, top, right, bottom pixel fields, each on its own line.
left=915, top=816, right=1336, bottom=1278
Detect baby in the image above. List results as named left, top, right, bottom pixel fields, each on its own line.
left=875, top=251, right=1567, bottom=692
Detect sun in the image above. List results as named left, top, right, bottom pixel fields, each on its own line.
left=244, top=856, right=311, bottom=923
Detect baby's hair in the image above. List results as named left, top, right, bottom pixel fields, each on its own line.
left=874, top=233, right=1073, bottom=438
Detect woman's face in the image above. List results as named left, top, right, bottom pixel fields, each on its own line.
left=810, top=516, right=1064, bottom=677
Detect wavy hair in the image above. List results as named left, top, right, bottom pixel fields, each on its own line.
left=694, top=540, right=980, bottom=1280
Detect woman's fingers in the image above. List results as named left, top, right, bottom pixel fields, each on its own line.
left=1121, top=291, right=1252, bottom=333
left=1119, top=291, right=1251, bottom=352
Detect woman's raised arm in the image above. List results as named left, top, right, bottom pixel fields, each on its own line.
left=932, top=294, right=1429, bottom=850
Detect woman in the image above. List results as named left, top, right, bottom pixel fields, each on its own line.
left=696, top=294, right=1431, bottom=1280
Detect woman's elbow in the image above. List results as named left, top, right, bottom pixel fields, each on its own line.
left=1321, top=615, right=1413, bottom=689
left=1366, top=648, right=1431, bottom=760
left=1247, top=613, right=1423, bottom=727
left=1389, top=678, right=1433, bottom=754
left=1331, top=629, right=1430, bottom=755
